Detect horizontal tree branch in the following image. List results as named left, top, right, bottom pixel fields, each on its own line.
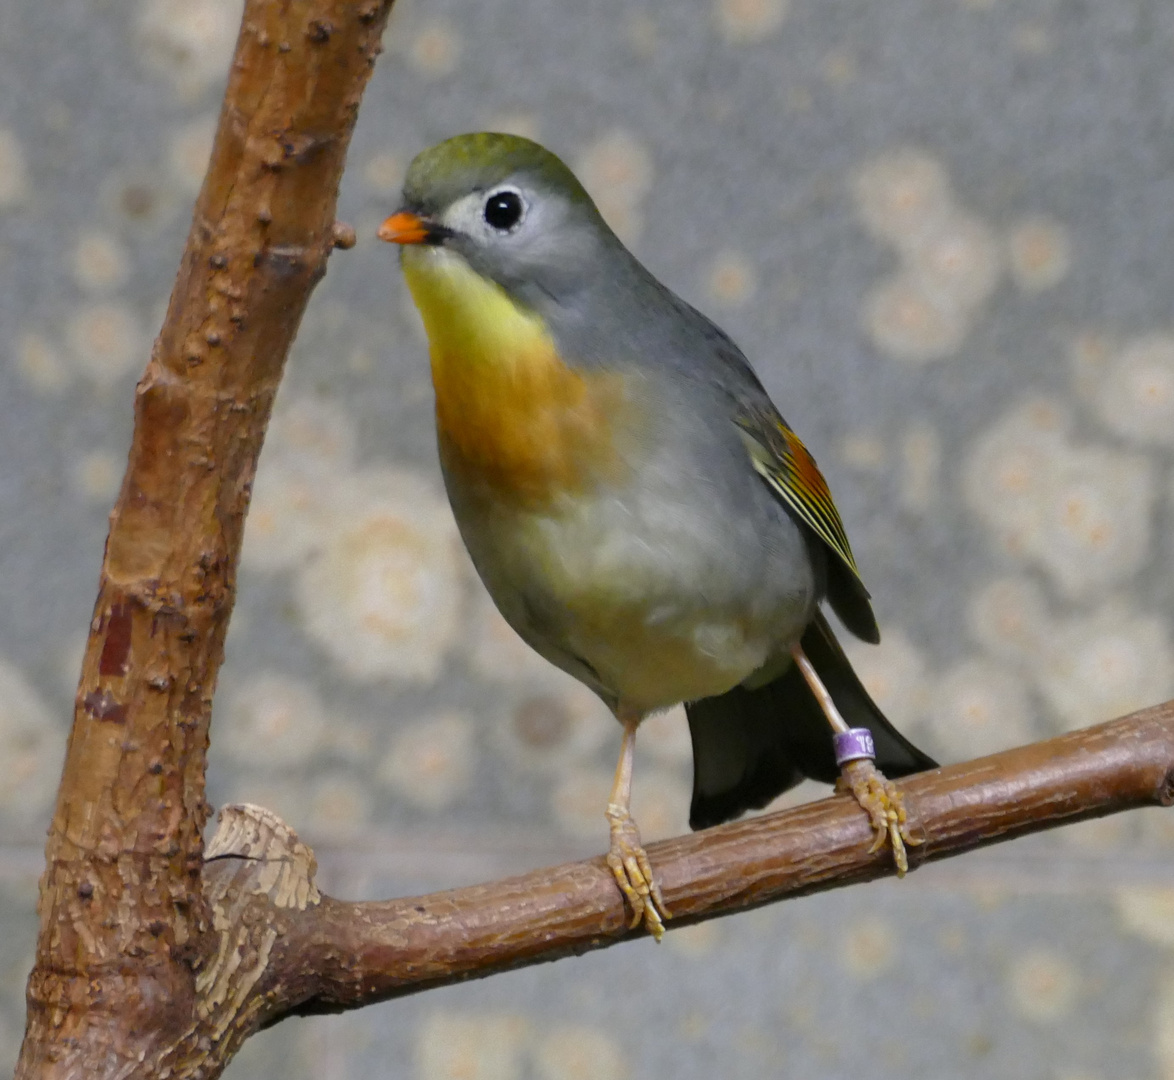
left=201, top=699, right=1174, bottom=1026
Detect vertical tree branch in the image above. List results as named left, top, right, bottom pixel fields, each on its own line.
left=17, top=3, right=395, bottom=1076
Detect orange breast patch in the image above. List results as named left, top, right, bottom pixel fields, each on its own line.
left=431, top=343, right=627, bottom=509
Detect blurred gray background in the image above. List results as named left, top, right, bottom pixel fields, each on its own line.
left=3, top=0, right=1174, bottom=1076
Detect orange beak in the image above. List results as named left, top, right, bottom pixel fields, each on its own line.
left=378, top=210, right=435, bottom=245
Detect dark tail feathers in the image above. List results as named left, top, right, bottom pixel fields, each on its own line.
left=686, top=612, right=936, bottom=831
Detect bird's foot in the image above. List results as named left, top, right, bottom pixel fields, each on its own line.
left=836, top=759, right=923, bottom=877
left=605, top=802, right=670, bottom=941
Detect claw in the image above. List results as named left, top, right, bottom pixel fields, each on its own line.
left=606, top=801, right=671, bottom=940
left=838, top=758, right=922, bottom=877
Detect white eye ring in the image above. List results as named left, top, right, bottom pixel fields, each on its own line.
left=482, top=186, right=527, bottom=232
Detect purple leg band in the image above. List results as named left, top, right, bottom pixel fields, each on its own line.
left=834, top=728, right=876, bottom=766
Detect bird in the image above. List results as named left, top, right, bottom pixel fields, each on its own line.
left=378, top=132, right=937, bottom=940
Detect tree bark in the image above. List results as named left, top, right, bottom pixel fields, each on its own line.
left=16, top=1, right=395, bottom=1076
left=196, top=700, right=1174, bottom=1024
left=15, top=0, right=1174, bottom=1076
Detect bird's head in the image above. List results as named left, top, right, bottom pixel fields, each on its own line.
left=378, top=132, right=617, bottom=309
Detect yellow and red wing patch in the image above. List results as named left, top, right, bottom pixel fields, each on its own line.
left=737, top=414, right=863, bottom=581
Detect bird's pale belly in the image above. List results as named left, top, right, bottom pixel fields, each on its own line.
left=552, top=595, right=779, bottom=713
left=446, top=463, right=817, bottom=714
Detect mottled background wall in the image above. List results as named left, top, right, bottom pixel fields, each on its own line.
left=3, top=0, right=1174, bottom=1076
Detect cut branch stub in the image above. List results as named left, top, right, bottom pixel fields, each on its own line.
left=196, top=806, right=322, bottom=1051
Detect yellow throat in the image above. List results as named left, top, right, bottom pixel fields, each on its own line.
left=402, top=247, right=624, bottom=508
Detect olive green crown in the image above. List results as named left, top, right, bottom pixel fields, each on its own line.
left=401, top=132, right=596, bottom=215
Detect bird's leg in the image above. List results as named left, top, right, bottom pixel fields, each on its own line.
left=605, top=709, right=670, bottom=940
left=790, top=645, right=920, bottom=877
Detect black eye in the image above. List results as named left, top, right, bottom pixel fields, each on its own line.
left=483, top=190, right=524, bottom=231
